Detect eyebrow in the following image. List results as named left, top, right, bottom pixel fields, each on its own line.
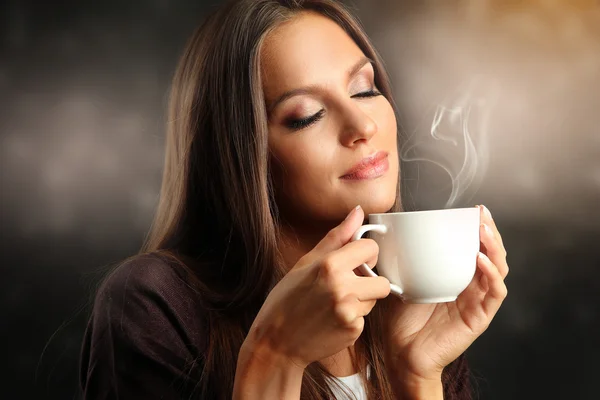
left=267, top=56, right=375, bottom=113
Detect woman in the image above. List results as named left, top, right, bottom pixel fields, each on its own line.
left=80, top=0, right=509, bottom=399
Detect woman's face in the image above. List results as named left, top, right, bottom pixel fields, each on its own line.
left=261, top=11, right=399, bottom=226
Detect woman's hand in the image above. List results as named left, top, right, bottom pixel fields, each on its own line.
left=242, top=205, right=390, bottom=370
left=382, top=205, right=509, bottom=383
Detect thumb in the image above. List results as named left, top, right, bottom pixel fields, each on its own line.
left=310, top=205, right=365, bottom=258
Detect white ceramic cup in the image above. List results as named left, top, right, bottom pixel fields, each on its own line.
left=351, top=207, right=480, bottom=303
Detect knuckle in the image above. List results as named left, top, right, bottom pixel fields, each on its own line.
left=320, top=255, right=339, bottom=277
left=326, top=228, right=344, bottom=248
left=498, top=284, right=508, bottom=299
left=329, top=286, right=347, bottom=304
left=348, top=317, right=365, bottom=336
left=333, top=302, right=354, bottom=325
left=479, top=321, right=491, bottom=334
left=473, top=313, right=491, bottom=333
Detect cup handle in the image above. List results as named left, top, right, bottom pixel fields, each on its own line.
left=352, top=224, right=404, bottom=297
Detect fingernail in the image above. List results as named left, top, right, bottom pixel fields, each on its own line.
left=345, top=205, right=361, bottom=221
left=482, top=205, right=492, bottom=219
left=478, top=252, right=490, bottom=261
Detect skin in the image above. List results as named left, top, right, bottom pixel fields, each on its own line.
left=262, top=11, right=398, bottom=377
left=234, top=11, right=509, bottom=400
left=262, top=12, right=399, bottom=234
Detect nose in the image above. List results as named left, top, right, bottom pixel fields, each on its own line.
left=339, top=104, right=378, bottom=147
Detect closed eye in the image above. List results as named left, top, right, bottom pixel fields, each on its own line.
left=351, top=89, right=382, bottom=98
left=285, top=109, right=325, bottom=131
left=284, top=89, right=381, bottom=131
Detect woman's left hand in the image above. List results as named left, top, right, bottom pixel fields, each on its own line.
left=381, top=205, right=509, bottom=384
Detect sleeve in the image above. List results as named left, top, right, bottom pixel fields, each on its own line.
left=442, top=353, right=473, bottom=400
left=79, top=254, right=208, bottom=400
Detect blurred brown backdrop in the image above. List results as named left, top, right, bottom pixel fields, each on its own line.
left=1, top=0, right=598, bottom=398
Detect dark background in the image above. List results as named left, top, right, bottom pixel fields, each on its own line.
left=1, top=0, right=598, bottom=399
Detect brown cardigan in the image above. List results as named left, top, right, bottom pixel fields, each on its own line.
left=80, top=254, right=208, bottom=399
left=79, top=254, right=472, bottom=399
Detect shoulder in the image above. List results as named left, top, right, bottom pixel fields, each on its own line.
left=90, top=252, right=208, bottom=352
left=97, top=252, right=201, bottom=310
left=81, top=253, right=210, bottom=398
left=98, top=252, right=188, bottom=299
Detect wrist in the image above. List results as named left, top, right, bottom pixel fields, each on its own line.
left=386, top=359, right=444, bottom=400
left=233, top=338, right=305, bottom=399
left=396, top=374, right=443, bottom=400
left=239, top=336, right=306, bottom=372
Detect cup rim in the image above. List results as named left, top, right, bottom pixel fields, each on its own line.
left=369, top=207, right=479, bottom=216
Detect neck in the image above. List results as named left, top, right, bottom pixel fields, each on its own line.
left=277, top=220, right=332, bottom=270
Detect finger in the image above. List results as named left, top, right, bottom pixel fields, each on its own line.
left=357, top=299, right=378, bottom=317
left=309, top=205, right=365, bottom=259
left=321, top=238, right=379, bottom=274
left=480, top=222, right=509, bottom=278
left=477, top=252, right=508, bottom=316
left=337, top=296, right=378, bottom=321
left=479, top=205, right=505, bottom=252
left=461, top=267, right=487, bottom=300
left=351, top=275, right=391, bottom=301
left=353, top=252, right=378, bottom=276
left=478, top=270, right=489, bottom=292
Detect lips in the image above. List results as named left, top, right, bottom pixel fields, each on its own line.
left=341, top=151, right=389, bottom=180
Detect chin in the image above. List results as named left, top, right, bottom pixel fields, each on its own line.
left=355, top=189, right=397, bottom=216
left=342, top=165, right=399, bottom=216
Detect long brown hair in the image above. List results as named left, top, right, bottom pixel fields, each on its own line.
left=140, top=0, right=472, bottom=398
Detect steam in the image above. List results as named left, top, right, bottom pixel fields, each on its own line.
left=400, top=76, right=498, bottom=208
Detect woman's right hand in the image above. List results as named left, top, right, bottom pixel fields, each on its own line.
left=243, top=205, right=391, bottom=369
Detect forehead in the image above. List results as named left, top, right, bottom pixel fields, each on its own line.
left=260, top=12, right=366, bottom=97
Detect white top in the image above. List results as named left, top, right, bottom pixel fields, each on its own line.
left=329, top=372, right=367, bottom=399
left=329, top=365, right=371, bottom=400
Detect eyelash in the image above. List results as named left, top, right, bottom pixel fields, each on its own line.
left=285, top=89, right=382, bottom=131
left=352, top=89, right=382, bottom=99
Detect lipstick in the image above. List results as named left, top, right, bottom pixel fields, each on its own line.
left=341, top=151, right=389, bottom=180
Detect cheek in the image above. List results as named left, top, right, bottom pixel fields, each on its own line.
left=374, top=100, right=400, bottom=184
left=269, top=143, right=336, bottom=219
left=270, top=140, right=333, bottom=191
left=375, top=100, right=398, bottom=147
